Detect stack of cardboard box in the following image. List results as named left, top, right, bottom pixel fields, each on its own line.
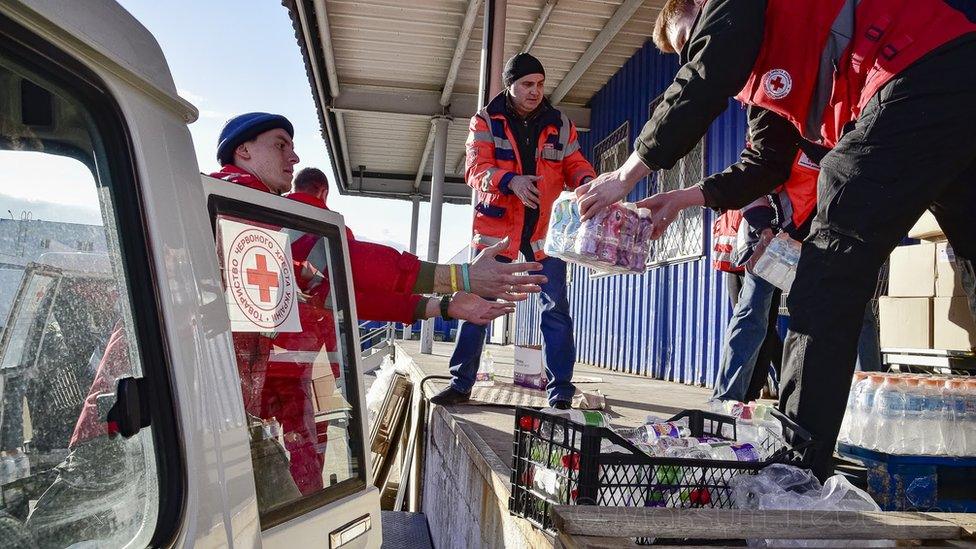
left=879, top=212, right=976, bottom=352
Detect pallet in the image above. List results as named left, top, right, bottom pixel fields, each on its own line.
left=551, top=506, right=976, bottom=548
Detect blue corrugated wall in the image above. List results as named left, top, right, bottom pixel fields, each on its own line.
left=514, top=41, right=748, bottom=387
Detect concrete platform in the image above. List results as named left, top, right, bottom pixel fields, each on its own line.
left=394, top=339, right=715, bottom=549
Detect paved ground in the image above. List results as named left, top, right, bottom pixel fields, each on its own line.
left=395, top=339, right=715, bottom=469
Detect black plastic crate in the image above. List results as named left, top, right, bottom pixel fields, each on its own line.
left=509, top=408, right=814, bottom=534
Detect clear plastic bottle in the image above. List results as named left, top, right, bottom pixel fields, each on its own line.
left=9, top=449, right=28, bottom=481
left=839, top=372, right=870, bottom=444
left=943, top=380, right=968, bottom=457
left=920, top=379, right=947, bottom=455
left=965, top=380, right=976, bottom=457
left=872, top=376, right=906, bottom=454
left=0, top=452, right=14, bottom=485
left=855, top=374, right=885, bottom=449
left=896, top=378, right=925, bottom=455
left=475, top=350, right=496, bottom=386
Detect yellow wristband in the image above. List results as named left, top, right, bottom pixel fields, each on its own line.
left=450, top=264, right=459, bottom=293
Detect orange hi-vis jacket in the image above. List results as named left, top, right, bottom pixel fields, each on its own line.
left=466, top=93, right=596, bottom=261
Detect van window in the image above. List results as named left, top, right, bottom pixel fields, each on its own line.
left=209, top=200, right=366, bottom=529
left=0, top=42, right=164, bottom=547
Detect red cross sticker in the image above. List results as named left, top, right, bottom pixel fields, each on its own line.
left=246, top=254, right=279, bottom=303
left=769, top=76, right=786, bottom=92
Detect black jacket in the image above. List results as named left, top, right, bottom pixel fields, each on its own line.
left=635, top=0, right=802, bottom=211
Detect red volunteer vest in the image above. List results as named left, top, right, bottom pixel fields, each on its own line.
left=777, top=151, right=820, bottom=235
left=712, top=209, right=743, bottom=273
left=735, top=0, right=976, bottom=147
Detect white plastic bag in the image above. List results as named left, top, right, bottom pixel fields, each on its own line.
left=365, top=355, right=398, bottom=427
left=731, top=464, right=894, bottom=547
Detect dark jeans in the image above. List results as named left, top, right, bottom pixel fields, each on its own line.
left=780, top=35, right=976, bottom=480
left=449, top=256, right=576, bottom=404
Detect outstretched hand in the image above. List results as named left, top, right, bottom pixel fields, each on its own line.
left=448, top=292, right=516, bottom=325
left=469, top=237, right=547, bottom=301
left=575, top=171, right=630, bottom=221
left=635, top=187, right=706, bottom=240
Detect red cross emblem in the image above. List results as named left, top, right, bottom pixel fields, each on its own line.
left=246, top=254, right=279, bottom=303
left=763, top=69, right=792, bottom=99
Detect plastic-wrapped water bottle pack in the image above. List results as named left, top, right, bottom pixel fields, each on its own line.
left=544, top=192, right=654, bottom=275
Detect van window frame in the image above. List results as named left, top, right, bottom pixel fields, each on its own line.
left=206, top=191, right=368, bottom=529
left=0, top=13, right=185, bottom=547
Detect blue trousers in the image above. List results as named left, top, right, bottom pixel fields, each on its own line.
left=714, top=270, right=779, bottom=402
left=448, top=256, right=576, bottom=404
left=715, top=271, right=882, bottom=402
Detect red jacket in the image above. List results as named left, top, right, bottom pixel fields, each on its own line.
left=735, top=0, right=976, bottom=147
left=466, top=93, right=596, bottom=260
left=210, top=165, right=422, bottom=323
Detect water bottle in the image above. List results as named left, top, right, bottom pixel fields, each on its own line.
left=839, top=372, right=870, bottom=444
left=475, top=351, right=495, bottom=386
left=10, top=449, right=29, bottom=481
left=944, top=380, right=968, bottom=457
left=0, top=452, right=14, bottom=485
left=896, top=378, right=925, bottom=455
left=920, top=379, right=946, bottom=455
left=966, top=380, right=976, bottom=457
left=701, top=442, right=763, bottom=462
left=873, top=376, right=906, bottom=454
left=855, top=375, right=884, bottom=449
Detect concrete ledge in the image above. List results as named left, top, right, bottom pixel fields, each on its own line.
left=396, top=342, right=555, bottom=548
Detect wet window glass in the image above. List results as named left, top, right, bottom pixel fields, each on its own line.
left=0, top=50, right=159, bottom=546
left=210, top=208, right=365, bottom=528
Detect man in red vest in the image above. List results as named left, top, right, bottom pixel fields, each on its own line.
left=578, top=0, right=976, bottom=478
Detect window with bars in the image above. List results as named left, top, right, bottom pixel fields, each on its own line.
left=593, top=122, right=629, bottom=175
left=647, top=96, right=705, bottom=265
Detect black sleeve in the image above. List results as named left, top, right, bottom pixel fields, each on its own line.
left=698, top=106, right=801, bottom=210
left=635, top=0, right=766, bottom=170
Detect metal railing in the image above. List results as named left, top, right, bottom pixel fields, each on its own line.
left=359, top=321, right=395, bottom=372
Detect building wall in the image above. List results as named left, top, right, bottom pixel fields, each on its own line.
left=515, top=41, right=748, bottom=387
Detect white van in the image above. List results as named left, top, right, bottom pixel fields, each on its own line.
left=0, top=1, right=392, bottom=546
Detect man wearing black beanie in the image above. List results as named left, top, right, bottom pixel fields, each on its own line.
left=432, top=54, right=597, bottom=409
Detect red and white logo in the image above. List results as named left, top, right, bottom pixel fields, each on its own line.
left=763, top=69, right=792, bottom=100
left=219, top=219, right=301, bottom=332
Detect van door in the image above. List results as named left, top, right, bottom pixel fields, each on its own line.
left=0, top=15, right=182, bottom=548
left=201, top=177, right=380, bottom=548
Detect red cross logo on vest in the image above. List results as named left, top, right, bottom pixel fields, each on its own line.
left=246, top=254, right=279, bottom=303
left=763, top=69, right=792, bottom=100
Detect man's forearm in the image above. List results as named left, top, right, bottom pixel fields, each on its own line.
left=412, top=262, right=459, bottom=295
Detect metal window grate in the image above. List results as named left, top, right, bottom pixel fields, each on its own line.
left=644, top=96, right=705, bottom=266
left=593, top=122, right=630, bottom=175
left=648, top=138, right=705, bottom=265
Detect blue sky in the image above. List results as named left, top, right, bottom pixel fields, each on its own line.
left=117, top=0, right=472, bottom=261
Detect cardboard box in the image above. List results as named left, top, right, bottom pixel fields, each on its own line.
left=935, top=242, right=967, bottom=297
left=887, top=242, right=936, bottom=297
left=907, top=211, right=945, bottom=242
left=933, top=297, right=976, bottom=351
left=513, top=344, right=547, bottom=390
left=312, top=375, right=350, bottom=413
left=879, top=297, right=932, bottom=349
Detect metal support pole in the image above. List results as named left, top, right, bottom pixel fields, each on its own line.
left=420, top=117, right=451, bottom=354
left=472, top=0, right=507, bottom=260
left=403, top=195, right=421, bottom=340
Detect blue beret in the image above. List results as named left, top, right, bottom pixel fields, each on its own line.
left=217, top=112, right=294, bottom=165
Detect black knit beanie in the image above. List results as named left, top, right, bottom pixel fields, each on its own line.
left=502, top=53, right=546, bottom=87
